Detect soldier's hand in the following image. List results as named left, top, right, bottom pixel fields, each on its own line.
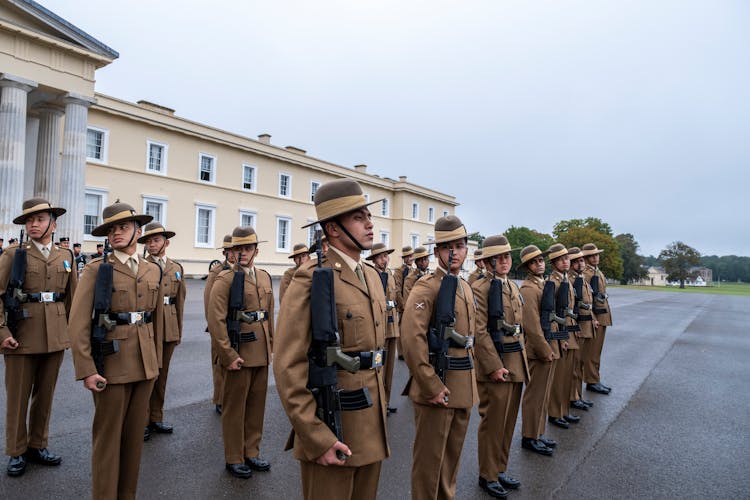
left=84, top=374, right=107, bottom=392
left=490, top=368, right=510, bottom=382
left=316, top=441, right=351, bottom=466
left=1, top=336, right=19, bottom=350
left=594, top=319, right=600, bottom=329
left=228, top=357, right=244, bottom=371
left=429, top=387, right=450, bottom=406
left=561, top=340, right=569, bottom=351
left=545, top=353, right=555, bottom=362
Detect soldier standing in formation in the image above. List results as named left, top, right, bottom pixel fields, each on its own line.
left=57, top=237, right=70, bottom=249
left=279, top=243, right=309, bottom=303
left=365, top=242, right=400, bottom=413
left=73, top=242, right=87, bottom=274
left=467, top=249, right=485, bottom=284
left=394, top=245, right=414, bottom=317
left=69, top=201, right=162, bottom=500
left=401, top=215, right=489, bottom=500
left=403, top=246, right=430, bottom=301
left=204, top=234, right=234, bottom=415
left=567, top=247, right=597, bottom=412
left=472, top=235, right=529, bottom=497
left=1, top=198, right=77, bottom=477
left=139, top=222, right=186, bottom=440
left=89, top=242, right=104, bottom=260
left=208, top=226, right=274, bottom=479
left=582, top=243, right=613, bottom=395
left=274, top=179, right=389, bottom=499
left=518, top=245, right=558, bottom=456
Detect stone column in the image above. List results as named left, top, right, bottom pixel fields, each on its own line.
left=57, top=93, right=94, bottom=244
left=24, top=113, right=39, bottom=200
left=0, top=74, right=37, bottom=238
left=33, top=105, right=64, bottom=202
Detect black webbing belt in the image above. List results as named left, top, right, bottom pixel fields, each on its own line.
left=339, top=388, right=373, bottom=411
left=594, top=308, right=608, bottom=315
left=496, top=341, right=523, bottom=353
left=551, top=330, right=570, bottom=340
left=577, top=314, right=593, bottom=322
left=343, top=350, right=385, bottom=370
left=446, top=356, right=473, bottom=370
left=26, top=292, right=66, bottom=303
left=108, top=311, right=153, bottom=325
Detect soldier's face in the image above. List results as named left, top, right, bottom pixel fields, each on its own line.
left=60, top=241, right=70, bottom=249
left=489, top=253, right=512, bottom=277
left=403, top=255, right=414, bottom=266
left=235, top=244, right=258, bottom=267
left=373, top=252, right=389, bottom=270
left=25, top=212, right=55, bottom=242
left=73, top=247, right=81, bottom=256
left=528, top=256, right=545, bottom=275
left=586, top=254, right=600, bottom=266
left=329, top=208, right=374, bottom=251
left=293, top=253, right=309, bottom=267
left=552, top=255, right=570, bottom=272
left=572, top=257, right=586, bottom=272
left=108, top=221, right=140, bottom=251
left=416, top=256, right=430, bottom=271
left=435, top=239, right=467, bottom=274
left=144, top=234, right=168, bottom=256
left=476, top=260, right=485, bottom=270
left=224, top=249, right=236, bottom=264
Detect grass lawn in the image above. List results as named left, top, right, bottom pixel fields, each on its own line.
left=612, top=282, right=750, bottom=296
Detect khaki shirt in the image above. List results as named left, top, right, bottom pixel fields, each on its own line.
left=369, top=264, right=399, bottom=339
left=519, top=274, right=559, bottom=360
left=147, top=255, right=186, bottom=343
left=403, top=267, right=428, bottom=305
left=279, top=266, right=296, bottom=304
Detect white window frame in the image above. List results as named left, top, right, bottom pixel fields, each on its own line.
left=86, top=126, right=109, bottom=164
left=443, top=210, right=449, bottom=218
left=145, top=139, right=168, bottom=175
left=239, top=209, right=257, bottom=228
left=428, top=206, right=435, bottom=223
left=194, top=203, right=216, bottom=248
left=276, top=216, right=292, bottom=252
left=381, top=198, right=390, bottom=217
left=198, top=153, right=216, bottom=184
left=411, top=202, right=419, bottom=220
left=142, top=195, right=168, bottom=226
left=310, top=180, right=320, bottom=203
left=242, top=164, right=257, bottom=192
left=279, top=172, right=292, bottom=198
left=410, top=233, right=419, bottom=249
left=83, top=187, right=108, bottom=240
left=380, top=231, right=390, bottom=248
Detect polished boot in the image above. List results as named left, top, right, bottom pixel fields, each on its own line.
left=539, top=435, right=557, bottom=448
left=226, top=463, right=252, bottom=479
left=215, top=404, right=222, bottom=415
left=497, top=472, right=521, bottom=490
left=580, top=398, right=594, bottom=407
left=148, top=421, right=174, bottom=434
left=521, top=437, right=553, bottom=456
left=144, top=426, right=151, bottom=442
left=245, top=456, right=270, bottom=472
left=479, top=477, right=509, bottom=498
left=7, top=455, right=26, bottom=477
left=587, top=383, right=610, bottom=394
left=24, top=448, right=62, bottom=466
left=548, top=416, right=570, bottom=429
left=570, top=400, right=589, bottom=411
left=599, top=382, right=612, bottom=391
left=563, top=414, right=581, bottom=424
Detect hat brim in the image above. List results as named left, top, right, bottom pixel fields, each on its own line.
left=365, top=248, right=395, bottom=260
left=516, top=249, right=550, bottom=271
left=301, top=197, right=385, bottom=229
left=582, top=249, right=604, bottom=256
left=136, top=230, right=176, bottom=244
left=91, top=214, right=153, bottom=237
left=230, top=240, right=267, bottom=249
left=289, top=249, right=309, bottom=258
left=13, top=206, right=66, bottom=224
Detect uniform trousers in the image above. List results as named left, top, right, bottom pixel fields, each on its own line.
left=300, top=460, right=382, bottom=500
left=570, top=337, right=589, bottom=401
left=383, top=337, right=397, bottom=403
left=92, top=378, right=155, bottom=500
left=149, top=341, right=178, bottom=422
left=583, top=325, right=607, bottom=384
left=4, top=350, right=64, bottom=455
left=412, top=403, right=470, bottom=500
left=221, top=365, right=268, bottom=463
left=477, top=381, right=523, bottom=480
left=521, top=358, right=555, bottom=439
left=548, top=347, right=575, bottom=419
left=210, top=338, right=224, bottom=405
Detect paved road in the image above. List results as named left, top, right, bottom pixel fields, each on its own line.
left=1, top=281, right=749, bottom=499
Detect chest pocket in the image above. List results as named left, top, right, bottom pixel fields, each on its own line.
left=337, top=303, right=367, bottom=350
left=145, top=281, right=160, bottom=309
left=56, top=264, right=70, bottom=290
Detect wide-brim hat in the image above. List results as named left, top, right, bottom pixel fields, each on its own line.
left=302, top=179, right=384, bottom=228
left=230, top=226, right=267, bottom=248
left=366, top=242, right=395, bottom=260
left=547, top=243, right=568, bottom=261
left=517, top=244, right=550, bottom=271
left=289, top=243, right=309, bottom=258
left=479, top=235, right=513, bottom=260
left=13, top=198, right=66, bottom=224
left=567, top=246, right=584, bottom=260
left=217, top=234, right=233, bottom=250
left=91, top=201, right=152, bottom=237
left=137, top=222, right=175, bottom=244
left=470, top=249, right=483, bottom=261
left=426, top=215, right=468, bottom=245
left=581, top=243, right=604, bottom=256
left=401, top=246, right=414, bottom=258
left=412, top=246, right=430, bottom=259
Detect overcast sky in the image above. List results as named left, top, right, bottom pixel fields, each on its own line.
left=42, top=0, right=749, bottom=256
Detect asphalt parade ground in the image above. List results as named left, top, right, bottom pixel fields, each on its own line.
left=1, top=280, right=749, bottom=499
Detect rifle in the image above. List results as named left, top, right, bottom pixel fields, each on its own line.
left=379, top=271, right=396, bottom=313
left=90, top=239, right=117, bottom=381
left=540, top=280, right=556, bottom=341
left=550, top=278, right=572, bottom=340
left=487, top=272, right=522, bottom=357
left=226, top=268, right=259, bottom=352
left=307, top=231, right=370, bottom=461
left=2, top=229, right=29, bottom=336
left=590, top=274, right=608, bottom=302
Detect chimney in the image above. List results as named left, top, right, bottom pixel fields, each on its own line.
left=398, top=176, right=407, bottom=182
left=354, top=164, right=367, bottom=173
left=285, top=146, right=307, bottom=155
left=258, top=133, right=271, bottom=144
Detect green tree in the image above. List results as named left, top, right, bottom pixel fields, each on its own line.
left=552, top=219, right=623, bottom=280
left=468, top=232, right=484, bottom=246
left=504, top=226, right=555, bottom=279
left=659, top=241, right=701, bottom=288
left=615, top=233, right=647, bottom=284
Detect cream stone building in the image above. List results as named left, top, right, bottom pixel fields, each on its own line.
left=1, top=0, right=458, bottom=276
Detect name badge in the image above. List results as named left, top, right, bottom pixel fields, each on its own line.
left=63, top=260, right=71, bottom=273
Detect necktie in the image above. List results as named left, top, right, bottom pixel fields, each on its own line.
left=41, top=246, right=49, bottom=259
left=128, top=257, right=138, bottom=274
left=159, top=257, right=166, bottom=270
left=456, top=279, right=465, bottom=299
left=355, top=264, right=367, bottom=288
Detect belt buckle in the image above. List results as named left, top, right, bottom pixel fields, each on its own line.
left=163, top=296, right=171, bottom=305
left=130, top=311, right=144, bottom=325
left=512, top=324, right=521, bottom=336
left=372, top=350, right=384, bottom=369
left=41, top=292, right=54, bottom=303
left=255, top=311, right=266, bottom=321
left=386, top=300, right=396, bottom=311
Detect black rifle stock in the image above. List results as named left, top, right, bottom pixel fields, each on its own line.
left=2, top=229, right=29, bottom=336
left=227, top=270, right=249, bottom=351
left=540, top=280, right=556, bottom=341
left=91, top=239, right=117, bottom=377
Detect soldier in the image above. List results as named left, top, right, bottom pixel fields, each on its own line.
left=8, top=238, right=18, bottom=246
left=279, top=243, right=309, bottom=303
left=58, top=237, right=70, bottom=249
left=274, top=179, right=389, bottom=499
left=472, top=235, right=529, bottom=497
left=518, top=245, right=558, bottom=456
left=0, top=238, right=4, bottom=255
left=73, top=243, right=87, bottom=274
left=69, top=200, right=162, bottom=499
left=567, top=247, right=597, bottom=412
left=204, top=234, right=235, bottom=415
left=208, top=226, right=274, bottom=479
left=90, top=242, right=104, bottom=260
left=467, top=249, right=485, bottom=284
left=365, top=242, right=399, bottom=413
left=394, top=245, right=414, bottom=316
left=582, top=243, right=612, bottom=394
left=0, top=198, right=77, bottom=477
left=139, top=223, right=186, bottom=440
left=402, top=246, right=430, bottom=301
left=401, top=215, right=488, bottom=500
left=546, top=244, right=581, bottom=429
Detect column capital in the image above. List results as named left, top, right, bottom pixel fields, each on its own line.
left=31, top=103, right=65, bottom=116
left=62, top=92, right=96, bottom=108
left=0, top=73, right=38, bottom=92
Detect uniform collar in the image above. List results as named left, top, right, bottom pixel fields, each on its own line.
left=113, top=249, right=138, bottom=265
left=329, top=245, right=360, bottom=272
left=31, top=240, right=52, bottom=254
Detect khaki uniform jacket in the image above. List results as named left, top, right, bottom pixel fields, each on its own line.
left=0, top=244, right=77, bottom=354
left=279, top=266, right=296, bottom=304
left=467, top=267, right=484, bottom=285
left=584, top=265, right=612, bottom=326
left=148, top=256, right=186, bottom=343
left=472, top=276, right=529, bottom=384
left=548, top=271, right=579, bottom=350
left=393, top=263, right=412, bottom=314
left=70, top=256, right=163, bottom=384
left=519, top=275, right=560, bottom=361
left=273, top=250, right=389, bottom=467
left=403, top=267, right=428, bottom=305
left=569, top=270, right=596, bottom=339
left=208, top=267, right=274, bottom=368
left=400, top=268, right=479, bottom=409
left=370, top=265, right=399, bottom=339
left=204, top=260, right=229, bottom=320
